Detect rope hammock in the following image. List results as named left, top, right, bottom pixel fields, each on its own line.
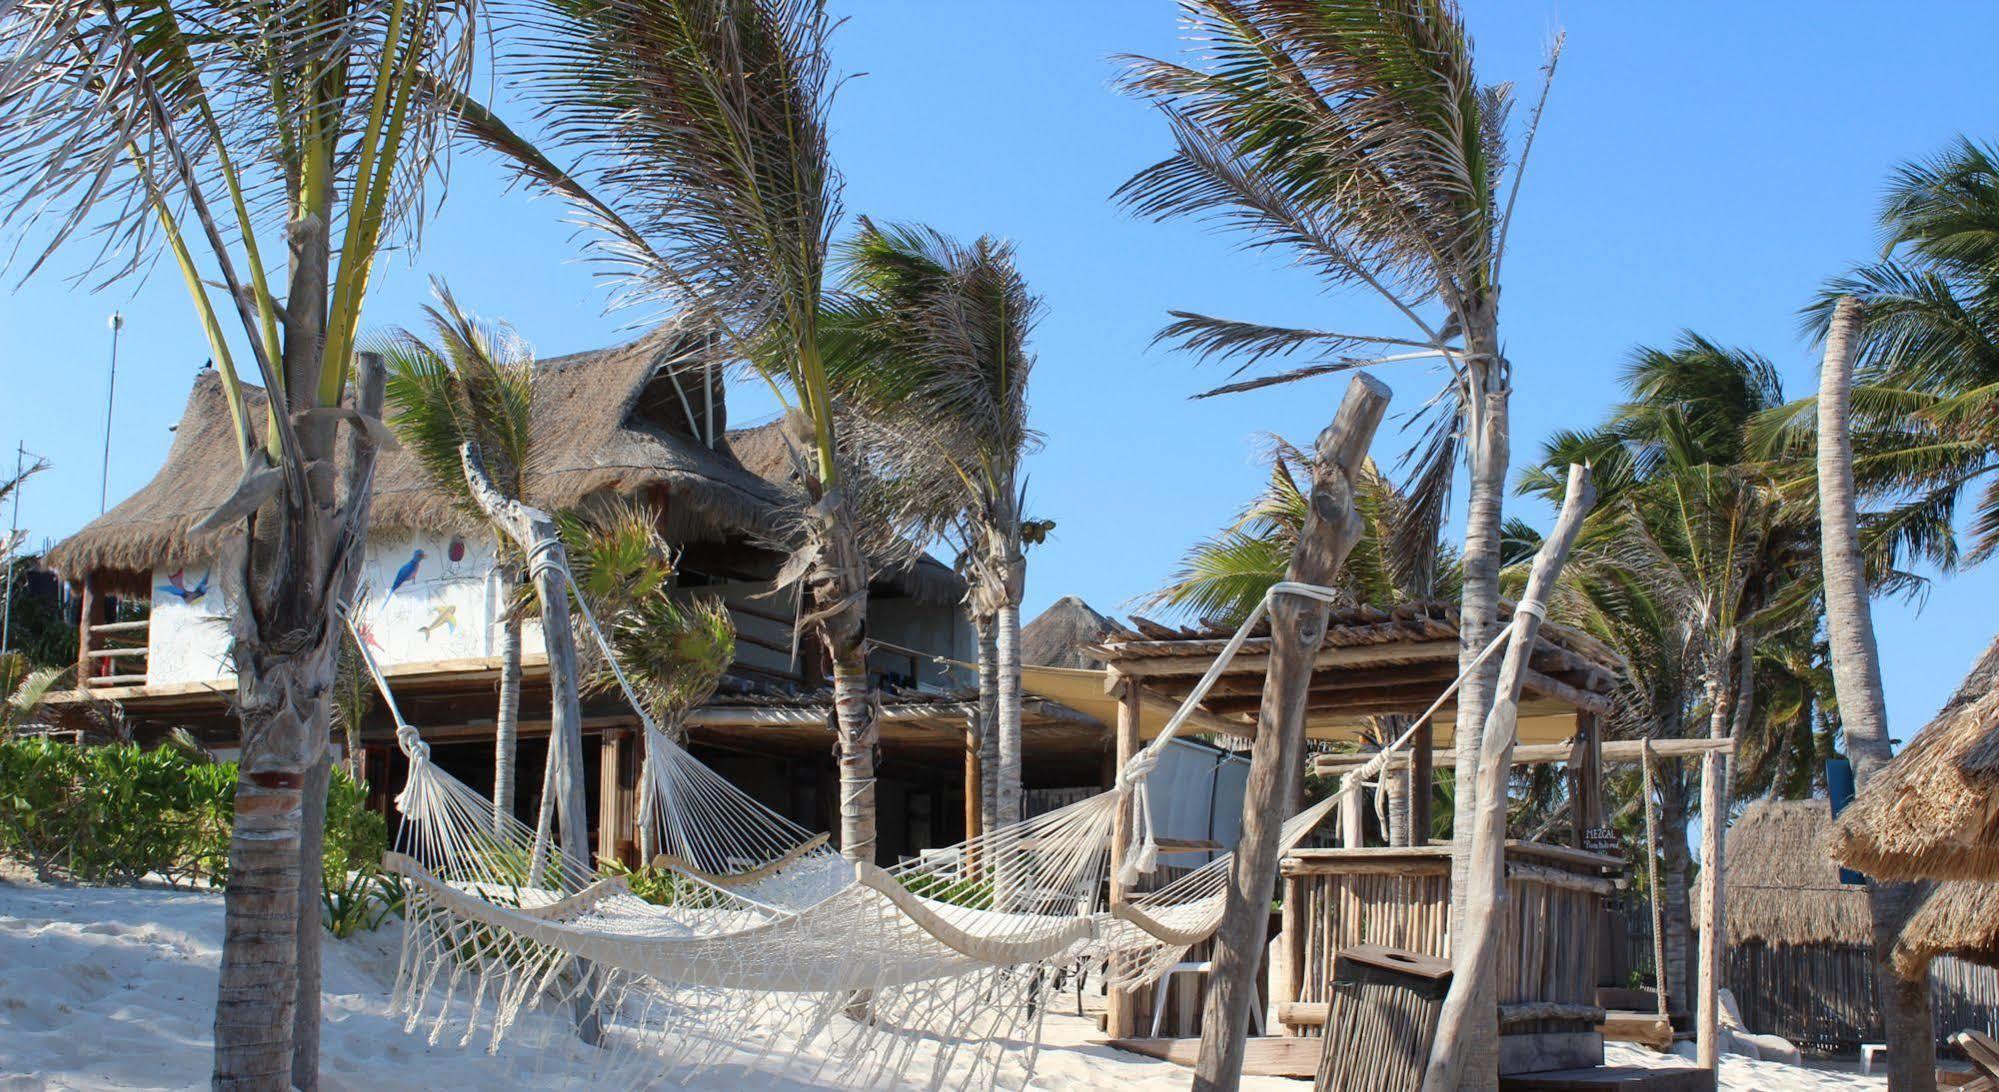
left=357, top=574, right=1540, bottom=1088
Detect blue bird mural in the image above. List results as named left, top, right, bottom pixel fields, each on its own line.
left=157, top=568, right=210, bottom=604
left=390, top=548, right=426, bottom=595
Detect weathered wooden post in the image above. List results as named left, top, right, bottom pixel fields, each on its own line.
left=1106, top=676, right=1146, bottom=1039
left=1422, top=463, right=1596, bottom=1092
left=1192, top=374, right=1391, bottom=1092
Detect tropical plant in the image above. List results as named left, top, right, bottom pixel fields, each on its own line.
left=1520, top=333, right=1831, bottom=1017
left=1117, top=11, right=1558, bottom=1069
left=0, top=652, right=65, bottom=738
left=0, top=0, right=481, bottom=1074
left=1758, top=139, right=1999, bottom=576
left=1815, top=296, right=1937, bottom=1090
left=440, top=0, right=885, bottom=861
left=823, top=219, right=1044, bottom=830
left=382, top=285, right=540, bottom=829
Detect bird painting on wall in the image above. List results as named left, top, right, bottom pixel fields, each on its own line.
left=390, top=548, right=426, bottom=595
left=418, top=604, right=458, bottom=640
left=158, top=568, right=210, bottom=605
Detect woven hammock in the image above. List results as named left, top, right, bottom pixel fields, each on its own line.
left=362, top=577, right=1524, bottom=1088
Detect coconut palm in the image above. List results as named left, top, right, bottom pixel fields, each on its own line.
left=1117, top=12, right=1558, bottom=1062
left=0, top=0, right=478, bottom=1079
left=821, top=219, right=1043, bottom=829
left=382, top=285, right=540, bottom=832
left=437, top=0, right=886, bottom=861
left=1816, top=295, right=1938, bottom=1092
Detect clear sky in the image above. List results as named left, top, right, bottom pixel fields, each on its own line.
left=3, top=3, right=1996, bottom=743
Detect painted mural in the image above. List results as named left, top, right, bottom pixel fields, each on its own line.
left=145, top=529, right=545, bottom=686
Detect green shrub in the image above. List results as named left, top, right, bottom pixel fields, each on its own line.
left=0, top=738, right=400, bottom=935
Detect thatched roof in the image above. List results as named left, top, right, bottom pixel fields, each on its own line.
left=1021, top=596, right=1133, bottom=670
left=1725, top=798, right=1873, bottom=948
left=48, top=327, right=789, bottom=581
left=1895, top=880, right=1999, bottom=975
left=1831, top=634, right=1999, bottom=882
left=47, top=329, right=965, bottom=606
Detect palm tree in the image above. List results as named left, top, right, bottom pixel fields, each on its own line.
left=382, top=285, right=539, bottom=832
left=441, top=0, right=885, bottom=860
left=1816, top=295, right=1937, bottom=1092
left=822, top=219, right=1043, bottom=829
left=1522, top=335, right=1820, bottom=1011
left=1117, top=14, right=1560, bottom=1057
left=0, top=0, right=477, bottom=1080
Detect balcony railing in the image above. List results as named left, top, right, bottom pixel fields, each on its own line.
left=79, top=618, right=148, bottom=688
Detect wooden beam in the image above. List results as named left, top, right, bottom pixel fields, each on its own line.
left=1411, top=717, right=1434, bottom=847
left=1106, top=680, right=1145, bottom=1040
left=1570, top=710, right=1603, bottom=851
left=1108, top=638, right=1461, bottom=680
left=1310, top=736, right=1734, bottom=774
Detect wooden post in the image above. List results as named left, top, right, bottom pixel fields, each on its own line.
left=1569, top=710, right=1603, bottom=850
left=75, top=573, right=101, bottom=684
left=964, top=716, right=983, bottom=846
left=1194, top=375, right=1391, bottom=1092
left=1411, top=717, right=1434, bottom=845
left=1106, top=677, right=1145, bottom=1039
left=598, top=729, right=633, bottom=866
left=1341, top=783, right=1365, bottom=849
left=1422, top=465, right=1596, bottom=1092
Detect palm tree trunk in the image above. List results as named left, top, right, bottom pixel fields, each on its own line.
left=1448, top=315, right=1511, bottom=1088
left=494, top=608, right=523, bottom=830
left=830, top=642, right=878, bottom=863
left=214, top=355, right=384, bottom=1092
left=1194, top=375, right=1388, bottom=1092
left=292, top=747, right=330, bottom=1090
left=975, top=615, right=998, bottom=836
left=995, top=569, right=1025, bottom=829
left=1816, top=295, right=1935, bottom=1092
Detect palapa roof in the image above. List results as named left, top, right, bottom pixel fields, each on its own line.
left=1895, top=880, right=1999, bottom=975
left=1021, top=596, right=1134, bottom=670
left=1830, top=635, right=1999, bottom=882
left=47, top=328, right=964, bottom=606
left=48, top=326, right=784, bottom=580
left=1725, top=798, right=1872, bottom=948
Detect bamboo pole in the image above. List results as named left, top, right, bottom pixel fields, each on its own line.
left=1193, top=375, right=1391, bottom=1092
left=1422, top=464, right=1596, bottom=1092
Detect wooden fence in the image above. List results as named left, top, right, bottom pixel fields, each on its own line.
left=1728, top=944, right=1999, bottom=1056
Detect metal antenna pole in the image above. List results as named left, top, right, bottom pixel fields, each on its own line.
left=99, top=311, right=125, bottom=515
left=1, top=443, right=22, bottom=655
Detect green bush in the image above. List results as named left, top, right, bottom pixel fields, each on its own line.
left=0, top=738, right=399, bottom=934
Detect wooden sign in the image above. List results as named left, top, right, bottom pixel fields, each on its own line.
left=1583, top=827, right=1620, bottom=854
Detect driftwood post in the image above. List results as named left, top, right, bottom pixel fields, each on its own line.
left=1423, top=463, right=1596, bottom=1092
left=460, top=443, right=590, bottom=873
left=1192, top=374, right=1391, bottom=1092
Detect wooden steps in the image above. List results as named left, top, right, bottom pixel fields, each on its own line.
left=1500, top=1066, right=1715, bottom=1091
left=1105, top=1036, right=1320, bottom=1079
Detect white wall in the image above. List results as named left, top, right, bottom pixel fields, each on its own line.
left=145, top=528, right=542, bottom=685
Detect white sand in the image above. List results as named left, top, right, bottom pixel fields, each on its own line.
left=0, top=877, right=1886, bottom=1090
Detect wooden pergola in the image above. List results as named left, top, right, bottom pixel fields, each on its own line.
left=1092, top=600, right=1639, bottom=1075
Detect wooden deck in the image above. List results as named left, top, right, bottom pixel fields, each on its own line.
left=1500, top=1066, right=1715, bottom=1091
left=1106, top=1036, right=1320, bottom=1079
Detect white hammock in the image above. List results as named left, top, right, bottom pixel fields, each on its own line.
left=361, top=575, right=1529, bottom=1088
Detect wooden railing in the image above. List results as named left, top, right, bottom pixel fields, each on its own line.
left=79, top=617, right=148, bottom=688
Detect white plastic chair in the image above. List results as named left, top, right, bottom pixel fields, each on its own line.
left=1149, top=960, right=1264, bottom=1038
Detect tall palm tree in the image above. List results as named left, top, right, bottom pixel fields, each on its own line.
left=1522, top=334, right=1821, bottom=1010
left=822, top=219, right=1042, bottom=829
left=1117, top=15, right=1560, bottom=1055
left=447, top=0, right=881, bottom=859
left=382, top=285, right=539, bottom=832
left=0, top=0, right=478, bottom=1080
left=1816, top=295, right=1937, bottom=1092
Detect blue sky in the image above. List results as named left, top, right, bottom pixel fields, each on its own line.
left=2, top=2, right=1996, bottom=742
